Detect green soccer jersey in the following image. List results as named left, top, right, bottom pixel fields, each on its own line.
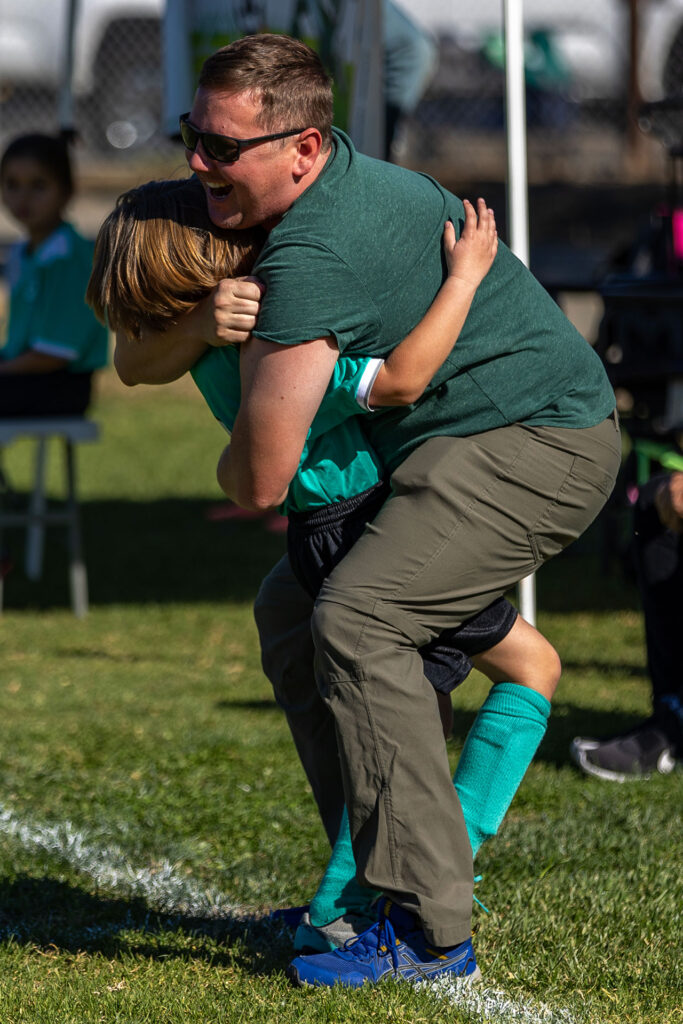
left=251, top=130, right=615, bottom=474
left=3, top=222, right=108, bottom=372
left=190, top=346, right=383, bottom=514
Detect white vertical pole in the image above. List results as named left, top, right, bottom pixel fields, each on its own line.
left=504, top=0, right=529, bottom=267
left=58, top=0, right=79, bottom=133
left=503, top=0, right=536, bottom=625
left=163, top=0, right=193, bottom=136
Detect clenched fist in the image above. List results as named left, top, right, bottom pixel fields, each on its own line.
left=204, top=276, right=265, bottom=346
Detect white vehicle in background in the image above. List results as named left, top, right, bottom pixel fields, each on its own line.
left=640, top=0, right=683, bottom=99
left=0, top=0, right=165, bottom=149
left=1, top=0, right=681, bottom=150
left=395, top=0, right=683, bottom=103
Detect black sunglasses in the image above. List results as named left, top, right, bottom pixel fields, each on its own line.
left=179, top=114, right=305, bottom=163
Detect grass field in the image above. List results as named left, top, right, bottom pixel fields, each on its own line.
left=0, top=377, right=680, bottom=1024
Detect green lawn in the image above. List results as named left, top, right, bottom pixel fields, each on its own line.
left=0, top=381, right=680, bottom=1024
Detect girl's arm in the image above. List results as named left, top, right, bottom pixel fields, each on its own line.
left=0, top=350, right=67, bottom=374
left=113, top=277, right=263, bottom=386
left=370, top=197, right=497, bottom=407
left=114, top=326, right=209, bottom=386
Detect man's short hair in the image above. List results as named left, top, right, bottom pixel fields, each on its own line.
left=198, top=34, right=334, bottom=149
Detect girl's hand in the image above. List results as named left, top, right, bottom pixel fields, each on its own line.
left=443, top=198, right=498, bottom=290
left=206, top=275, right=265, bottom=346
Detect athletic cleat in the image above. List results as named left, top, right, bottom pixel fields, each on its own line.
left=570, top=717, right=680, bottom=782
left=287, top=898, right=481, bottom=988
left=293, top=909, right=375, bottom=953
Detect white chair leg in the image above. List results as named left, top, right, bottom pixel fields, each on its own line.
left=0, top=444, right=5, bottom=613
left=26, top=437, right=47, bottom=581
left=65, top=439, right=88, bottom=617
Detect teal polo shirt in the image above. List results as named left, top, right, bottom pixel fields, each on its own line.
left=3, top=222, right=108, bottom=372
left=190, top=346, right=383, bottom=514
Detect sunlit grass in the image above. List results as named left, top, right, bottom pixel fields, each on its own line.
left=0, top=379, right=679, bottom=1023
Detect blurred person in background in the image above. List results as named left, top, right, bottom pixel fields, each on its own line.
left=572, top=471, right=683, bottom=780
left=383, top=0, right=438, bottom=160
left=0, top=133, right=108, bottom=417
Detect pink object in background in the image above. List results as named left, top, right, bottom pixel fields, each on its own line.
left=673, top=209, right=683, bottom=262
left=205, top=502, right=288, bottom=534
left=264, top=513, right=288, bottom=534
left=206, top=503, right=266, bottom=522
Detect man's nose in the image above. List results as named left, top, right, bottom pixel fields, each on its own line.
left=186, top=140, right=213, bottom=173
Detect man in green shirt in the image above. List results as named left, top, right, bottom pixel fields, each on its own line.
left=114, top=33, right=619, bottom=990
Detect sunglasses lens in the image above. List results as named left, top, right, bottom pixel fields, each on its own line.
left=179, top=119, right=239, bottom=163
left=204, top=135, right=239, bottom=163
left=179, top=120, right=198, bottom=150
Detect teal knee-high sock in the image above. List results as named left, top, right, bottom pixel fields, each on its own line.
left=453, top=682, right=551, bottom=858
left=309, top=808, right=379, bottom=927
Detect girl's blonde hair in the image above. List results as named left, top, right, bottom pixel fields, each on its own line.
left=86, top=177, right=264, bottom=339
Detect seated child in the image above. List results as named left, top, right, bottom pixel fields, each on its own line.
left=0, top=133, right=108, bottom=416
left=87, top=177, right=561, bottom=951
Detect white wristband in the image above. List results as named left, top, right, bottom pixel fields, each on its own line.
left=355, top=358, right=384, bottom=412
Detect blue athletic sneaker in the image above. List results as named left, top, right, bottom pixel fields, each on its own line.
left=287, top=898, right=481, bottom=988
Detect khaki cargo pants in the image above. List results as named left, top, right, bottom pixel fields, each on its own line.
left=255, top=414, right=621, bottom=947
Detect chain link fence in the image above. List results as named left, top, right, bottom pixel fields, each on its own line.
left=0, top=1, right=681, bottom=184
left=398, top=1, right=683, bottom=185
left=0, top=4, right=171, bottom=163
left=1, top=2, right=680, bottom=456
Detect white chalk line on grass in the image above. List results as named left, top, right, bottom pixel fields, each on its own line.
left=1, top=803, right=584, bottom=1024
left=417, top=976, right=584, bottom=1024
left=0, top=803, right=245, bottom=920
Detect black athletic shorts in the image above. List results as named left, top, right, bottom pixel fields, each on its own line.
left=287, top=482, right=518, bottom=694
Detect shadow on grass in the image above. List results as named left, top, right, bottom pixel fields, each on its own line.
left=559, top=659, right=647, bottom=679
left=1, top=496, right=638, bottom=614
left=0, top=875, right=295, bottom=973
left=57, top=647, right=181, bottom=664
left=0, top=497, right=287, bottom=610
left=215, top=698, right=279, bottom=711
left=451, top=702, right=650, bottom=769
left=533, top=548, right=638, bottom=615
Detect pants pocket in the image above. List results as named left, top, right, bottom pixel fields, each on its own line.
left=529, top=455, right=618, bottom=564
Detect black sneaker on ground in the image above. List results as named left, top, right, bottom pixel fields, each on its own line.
left=570, top=717, right=680, bottom=782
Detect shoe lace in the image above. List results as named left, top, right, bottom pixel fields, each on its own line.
left=337, top=916, right=400, bottom=971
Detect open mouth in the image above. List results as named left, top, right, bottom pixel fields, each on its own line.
left=205, top=181, right=233, bottom=199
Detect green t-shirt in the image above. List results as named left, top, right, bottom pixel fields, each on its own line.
left=190, top=346, right=383, bottom=514
left=3, top=222, right=108, bottom=373
left=252, top=130, right=615, bottom=473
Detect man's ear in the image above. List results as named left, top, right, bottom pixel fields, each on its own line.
left=292, top=128, right=323, bottom=177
